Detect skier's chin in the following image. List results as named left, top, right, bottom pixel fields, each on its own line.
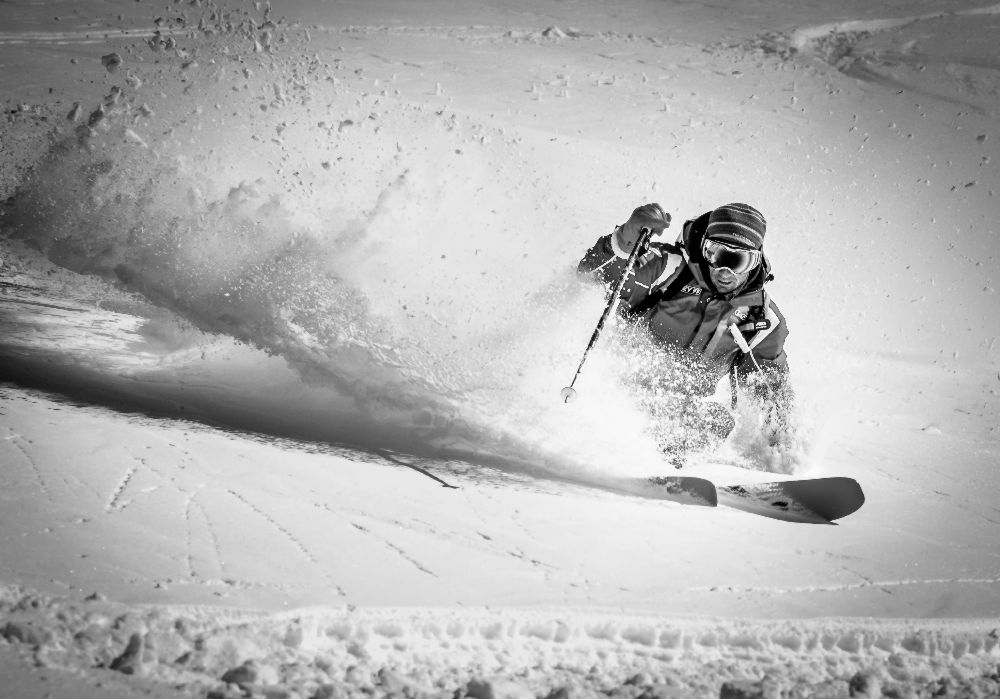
left=710, top=269, right=743, bottom=293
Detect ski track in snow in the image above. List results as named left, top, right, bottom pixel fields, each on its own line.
left=181, top=489, right=235, bottom=583
left=225, top=489, right=321, bottom=566
left=350, top=520, right=438, bottom=578
left=193, top=498, right=231, bottom=581
left=313, top=501, right=438, bottom=579
left=182, top=491, right=200, bottom=580
left=104, top=462, right=138, bottom=514
left=225, top=488, right=349, bottom=599
left=3, top=428, right=52, bottom=502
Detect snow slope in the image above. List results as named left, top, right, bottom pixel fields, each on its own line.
left=2, top=0, right=1000, bottom=696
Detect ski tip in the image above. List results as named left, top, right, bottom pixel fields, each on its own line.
left=719, top=476, right=864, bottom=524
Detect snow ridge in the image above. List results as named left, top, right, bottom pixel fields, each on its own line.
left=0, top=28, right=188, bottom=46
left=790, top=2, right=1000, bottom=51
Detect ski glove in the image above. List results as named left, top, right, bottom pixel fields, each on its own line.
left=615, top=203, right=671, bottom=251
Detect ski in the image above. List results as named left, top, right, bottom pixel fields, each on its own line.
left=717, top=476, right=865, bottom=524
left=612, top=475, right=718, bottom=507
left=625, top=475, right=865, bottom=524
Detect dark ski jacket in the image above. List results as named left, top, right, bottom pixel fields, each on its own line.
left=577, top=211, right=790, bottom=398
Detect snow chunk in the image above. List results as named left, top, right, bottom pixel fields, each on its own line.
left=101, top=52, right=123, bottom=73
left=467, top=678, right=535, bottom=699
left=109, top=632, right=145, bottom=675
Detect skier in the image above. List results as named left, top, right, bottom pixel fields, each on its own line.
left=577, top=202, right=793, bottom=462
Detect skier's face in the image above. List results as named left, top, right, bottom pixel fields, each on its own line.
left=709, top=265, right=749, bottom=293
left=700, top=237, right=762, bottom=294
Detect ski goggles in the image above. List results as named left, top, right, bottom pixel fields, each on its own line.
left=701, top=238, right=762, bottom=274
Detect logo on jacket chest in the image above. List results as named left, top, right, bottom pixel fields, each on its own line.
left=680, top=284, right=703, bottom=296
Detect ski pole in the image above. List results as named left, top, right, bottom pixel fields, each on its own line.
left=560, top=226, right=653, bottom=403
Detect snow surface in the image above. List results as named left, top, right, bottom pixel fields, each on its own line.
left=1, top=0, right=1000, bottom=696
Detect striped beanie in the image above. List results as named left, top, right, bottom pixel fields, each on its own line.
left=705, top=203, right=766, bottom=250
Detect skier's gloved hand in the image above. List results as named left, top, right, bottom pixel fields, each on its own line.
left=615, top=203, right=671, bottom=252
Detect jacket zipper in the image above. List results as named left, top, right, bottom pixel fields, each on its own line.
left=684, top=292, right=714, bottom=348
